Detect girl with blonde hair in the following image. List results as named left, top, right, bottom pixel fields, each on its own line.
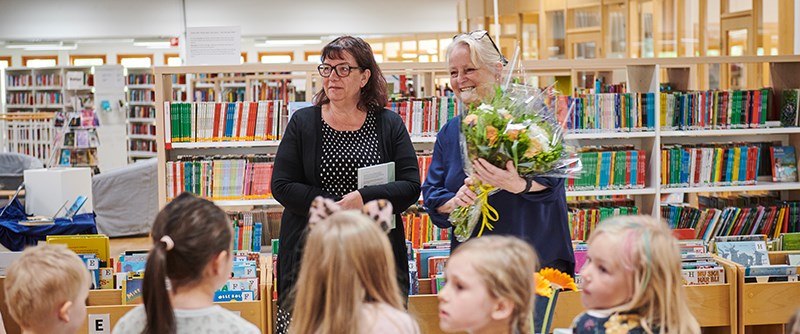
left=289, top=197, right=419, bottom=334
left=438, top=235, right=538, bottom=334
left=574, top=215, right=700, bottom=334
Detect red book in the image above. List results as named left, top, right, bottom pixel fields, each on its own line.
left=212, top=103, right=222, bottom=141
left=637, top=149, right=646, bottom=187
left=266, top=101, right=274, bottom=139
left=247, top=102, right=258, bottom=138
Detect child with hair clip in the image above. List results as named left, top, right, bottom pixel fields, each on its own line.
left=289, top=197, right=420, bottom=334
left=573, top=215, right=700, bottom=334
left=437, top=235, right=538, bottom=334
left=113, top=192, right=259, bottom=334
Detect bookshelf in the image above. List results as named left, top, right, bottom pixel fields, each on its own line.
left=125, top=67, right=157, bottom=162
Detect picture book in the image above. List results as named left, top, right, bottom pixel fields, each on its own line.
left=770, top=146, right=797, bottom=182
left=63, top=132, right=75, bottom=147
left=780, top=89, right=800, bottom=127
left=682, top=267, right=725, bottom=285
left=122, top=271, right=144, bottom=304
left=46, top=234, right=110, bottom=267
left=427, top=256, right=448, bottom=279
left=744, top=264, right=797, bottom=277
left=714, top=240, right=770, bottom=267
left=780, top=232, right=800, bottom=250
left=75, top=130, right=90, bottom=148
left=213, top=290, right=255, bottom=302
left=59, top=149, right=71, bottom=166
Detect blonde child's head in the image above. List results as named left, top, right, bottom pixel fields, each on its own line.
left=438, top=235, right=538, bottom=334
left=289, top=210, right=403, bottom=334
left=581, top=215, right=700, bottom=334
left=4, top=244, right=91, bottom=334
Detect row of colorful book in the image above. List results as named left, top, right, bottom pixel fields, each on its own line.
left=223, top=87, right=245, bottom=102
left=252, top=80, right=296, bottom=103
left=128, top=90, right=154, bottom=102
left=34, top=92, right=63, bottom=104
left=165, top=155, right=274, bottom=201
left=127, top=73, right=154, bottom=85
left=129, top=123, right=155, bottom=136
left=6, top=74, right=34, bottom=87
left=661, top=143, right=762, bottom=188
left=387, top=97, right=461, bottom=137
left=163, top=101, right=286, bottom=144
left=574, top=80, right=627, bottom=95
left=568, top=147, right=647, bottom=191
left=568, top=205, right=639, bottom=241
left=129, top=105, right=155, bottom=119
left=417, top=153, right=432, bottom=185
left=660, top=89, right=772, bottom=130
left=6, top=92, right=34, bottom=105
left=129, top=139, right=155, bottom=153
left=697, top=192, right=780, bottom=210
left=226, top=208, right=283, bottom=242
left=556, top=92, right=657, bottom=133
left=402, top=210, right=449, bottom=251
left=661, top=203, right=800, bottom=244
left=193, top=88, right=215, bottom=102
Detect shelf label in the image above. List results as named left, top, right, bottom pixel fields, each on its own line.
left=89, top=313, right=110, bottom=334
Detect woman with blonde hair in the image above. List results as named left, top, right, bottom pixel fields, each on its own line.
left=289, top=197, right=419, bottom=334
left=574, top=215, right=700, bottom=334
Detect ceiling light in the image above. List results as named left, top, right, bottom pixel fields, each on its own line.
left=255, top=39, right=321, bottom=47
left=134, top=41, right=172, bottom=48
left=6, top=41, right=77, bottom=51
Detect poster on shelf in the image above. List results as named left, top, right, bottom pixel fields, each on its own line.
left=185, top=26, right=241, bottom=66
left=93, top=65, right=125, bottom=94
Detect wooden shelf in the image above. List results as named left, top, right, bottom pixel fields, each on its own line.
left=128, top=134, right=156, bottom=140
left=128, top=118, right=155, bottom=123
left=169, top=140, right=281, bottom=149
left=565, top=131, right=655, bottom=140
left=661, top=181, right=800, bottom=193
left=127, top=84, right=154, bottom=89
left=128, top=151, right=157, bottom=158
left=661, top=127, right=800, bottom=137
left=213, top=198, right=279, bottom=206
left=5, top=105, right=34, bottom=109
left=567, top=187, right=656, bottom=197
left=34, top=104, right=64, bottom=108
left=65, top=85, right=93, bottom=91
left=5, top=86, right=33, bottom=91
left=128, top=101, right=155, bottom=106
left=33, top=85, right=62, bottom=90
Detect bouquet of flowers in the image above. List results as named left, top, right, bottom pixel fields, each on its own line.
left=449, top=84, right=580, bottom=242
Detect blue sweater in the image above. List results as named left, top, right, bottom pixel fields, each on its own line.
left=421, top=116, right=575, bottom=272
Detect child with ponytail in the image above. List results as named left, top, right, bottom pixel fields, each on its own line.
left=113, top=192, right=259, bottom=334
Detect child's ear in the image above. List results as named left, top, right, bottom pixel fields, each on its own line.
left=211, top=250, right=229, bottom=276
left=490, top=297, right=514, bottom=321
left=58, top=300, right=73, bottom=323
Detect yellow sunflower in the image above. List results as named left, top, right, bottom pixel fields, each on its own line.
left=534, top=273, right=553, bottom=297
left=538, top=267, right=578, bottom=291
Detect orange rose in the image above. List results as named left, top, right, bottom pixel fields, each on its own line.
left=463, top=114, right=478, bottom=126
left=486, top=126, right=498, bottom=145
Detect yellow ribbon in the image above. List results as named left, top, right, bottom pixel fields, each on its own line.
left=474, top=184, right=499, bottom=237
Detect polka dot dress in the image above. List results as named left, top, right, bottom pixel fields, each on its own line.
left=321, top=110, right=381, bottom=197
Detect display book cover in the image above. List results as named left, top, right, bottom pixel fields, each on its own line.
left=770, top=145, right=798, bottom=182
left=357, top=162, right=396, bottom=229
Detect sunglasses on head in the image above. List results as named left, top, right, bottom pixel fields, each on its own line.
left=453, top=30, right=509, bottom=65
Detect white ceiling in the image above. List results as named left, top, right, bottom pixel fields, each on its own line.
left=0, top=0, right=458, bottom=41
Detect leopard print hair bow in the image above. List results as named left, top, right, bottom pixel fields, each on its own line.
left=307, top=196, right=394, bottom=233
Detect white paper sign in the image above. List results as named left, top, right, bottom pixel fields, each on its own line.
left=66, top=71, right=85, bottom=89
left=185, top=26, right=241, bottom=65
left=93, top=65, right=125, bottom=94
left=89, top=313, right=110, bottom=334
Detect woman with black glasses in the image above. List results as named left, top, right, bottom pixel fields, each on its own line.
left=271, top=36, right=420, bottom=333
left=422, top=31, right=575, bottom=276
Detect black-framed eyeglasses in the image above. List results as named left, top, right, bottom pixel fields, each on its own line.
left=317, top=63, right=363, bottom=78
left=453, top=30, right=509, bottom=66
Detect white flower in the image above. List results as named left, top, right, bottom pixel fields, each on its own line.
left=477, top=103, right=494, bottom=112
left=526, top=123, right=552, bottom=152
left=497, top=108, right=510, bottom=116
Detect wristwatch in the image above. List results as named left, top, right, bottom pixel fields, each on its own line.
left=516, top=177, right=533, bottom=194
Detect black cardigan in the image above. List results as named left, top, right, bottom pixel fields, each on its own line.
left=271, top=106, right=421, bottom=308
